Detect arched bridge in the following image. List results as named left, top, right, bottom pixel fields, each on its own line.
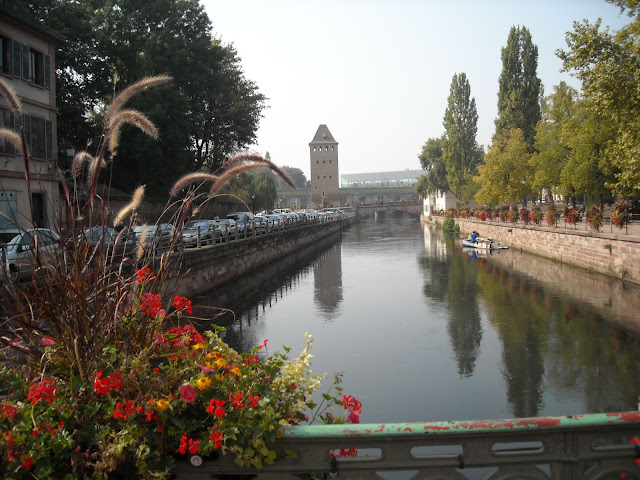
left=355, top=202, right=422, bottom=219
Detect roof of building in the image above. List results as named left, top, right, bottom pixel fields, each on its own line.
left=0, top=0, right=65, bottom=44
left=340, top=170, right=424, bottom=188
left=309, top=124, right=337, bottom=145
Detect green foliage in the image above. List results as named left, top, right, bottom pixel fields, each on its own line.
left=28, top=0, right=266, bottom=196
left=416, top=137, right=448, bottom=198
left=531, top=82, right=579, bottom=205
left=442, top=73, right=484, bottom=202
left=442, top=215, right=459, bottom=234
left=558, top=2, right=640, bottom=195
left=474, top=129, right=533, bottom=205
left=253, top=171, right=278, bottom=212
left=495, top=26, right=542, bottom=151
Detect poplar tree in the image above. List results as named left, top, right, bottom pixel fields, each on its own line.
left=495, top=26, right=542, bottom=152
left=442, top=73, right=483, bottom=203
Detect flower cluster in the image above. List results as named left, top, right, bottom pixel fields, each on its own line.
left=0, top=316, right=360, bottom=478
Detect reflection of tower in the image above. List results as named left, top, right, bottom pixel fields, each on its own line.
left=313, top=244, right=343, bottom=320
left=310, top=125, right=339, bottom=207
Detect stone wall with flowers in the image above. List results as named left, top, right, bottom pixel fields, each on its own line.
left=429, top=216, right=640, bottom=285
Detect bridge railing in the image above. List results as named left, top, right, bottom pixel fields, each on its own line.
left=175, top=411, right=640, bottom=479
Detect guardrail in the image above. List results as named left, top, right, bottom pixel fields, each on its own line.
left=174, top=411, right=640, bottom=479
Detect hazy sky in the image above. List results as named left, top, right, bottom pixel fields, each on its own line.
left=201, top=0, right=629, bottom=179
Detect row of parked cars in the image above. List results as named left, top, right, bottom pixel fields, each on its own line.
left=0, top=208, right=350, bottom=283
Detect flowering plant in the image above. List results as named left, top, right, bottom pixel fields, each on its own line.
left=587, top=205, right=604, bottom=232
left=611, top=200, right=630, bottom=229
left=545, top=208, right=558, bottom=227
left=529, top=206, right=543, bottom=226
left=507, top=209, right=518, bottom=224
left=499, top=209, right=508, bottom=223
left=519, top=207, right=530, bottom=225
left=564, top=207, right=580, bottom=225
left=0, top=76, right=359, bottom=479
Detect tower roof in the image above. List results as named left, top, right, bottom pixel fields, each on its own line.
left=309, top=124, right=337, bottom=145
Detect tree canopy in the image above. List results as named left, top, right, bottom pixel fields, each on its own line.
left=557, top=0, right=640, bottom=195
left=495, top=26, right=542, bottom=152
left=442, top=73, right=483, bottom=202
left=28, top=0, right=266, bottom=196
left=416, top=137, right=447, bottom=199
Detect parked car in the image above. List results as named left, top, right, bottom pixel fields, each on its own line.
left=80, top=226, right=137, bottom=258
left=133, top=223, right=175, bottom=254
left=253, top=216, right=269, bottom=235
left=181, top=220, right=218, bottom=247
left=0, top=227, right=61, bottom=283
left=226, top=212, right=255, bottom=238
left=215, top=219, right=238, bottom=241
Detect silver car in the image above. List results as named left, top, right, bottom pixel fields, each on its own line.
left=0, top=227, right=61, bottom=283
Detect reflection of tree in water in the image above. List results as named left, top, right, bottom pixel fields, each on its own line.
left=476, top=261, right=640, bottom=416
left=313, top=244, right=343, bottom=321
left=420, top=250, right=482, bottom=379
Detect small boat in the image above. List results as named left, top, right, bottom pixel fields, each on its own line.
left=462, top=237, right=508, bottom=250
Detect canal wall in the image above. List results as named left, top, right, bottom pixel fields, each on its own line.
left=427, top=216, right=640, bottom=285
left=163, top=217, right=355, bottom=297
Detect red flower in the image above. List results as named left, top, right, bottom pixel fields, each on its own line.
left=172, top=296, right=193, bottom=314
left=209, top=430, right=224, bottom=449
left=113, top=401, right=142, bottom=420
left=40, top=337, right=55, bottom=346
left=180, top=384, right=197, bottom=403
left=135, top=267, right=155, bottom=283
left=229, top=392, right=244, bottom=410
left=1, top=403, right=18, bottom=419
left=21, top=457, right=35, bottom=470
left=140, top=292, right=164, bottom=317
left=178, top=433, right=200, bottom=455
left=249, top=395, right=260, bottom=408
left=93, top=371, right=123, bottom=395
left=27, top=380, right=57, bottom=404
left=206, top=399, right=226, bottom=418
left=258, top=339, right=269, bottom=350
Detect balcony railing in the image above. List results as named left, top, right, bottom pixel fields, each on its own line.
left=174, top=411, right=640, bottom=479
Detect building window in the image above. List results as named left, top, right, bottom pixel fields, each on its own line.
left=0, top=35, right=10, bottom=75
left=323, top=160, right=325, bottom=164
left=0, top=108, right=15, bottom=154
left=317, top=176, right=319, bottom=179
left=329, top=160, right=332, bottom=163
left=22, top=114, right=53, bottom=159
left=316, top=160, right=319, bottom=164
left=329, top=175, right=332, bottom=178
left=29, top=48, right=43, bottom=85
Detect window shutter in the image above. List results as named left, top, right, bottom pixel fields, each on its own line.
left=22, top=114, right=31, bottom=151
left=45, top=120, right=53, bottom=160
left=44, top=54, right=51, bottom=89
left=21, top=43, right=29, bottom=80
left=12, top=40, right=22, bottom=78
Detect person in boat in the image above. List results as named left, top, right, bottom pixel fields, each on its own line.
left=471, top=231, right=479, bottom=243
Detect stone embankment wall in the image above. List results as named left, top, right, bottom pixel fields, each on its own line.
left=428, top=216, right=640, bottom=285
left=163, top=217, right=355, bottom=297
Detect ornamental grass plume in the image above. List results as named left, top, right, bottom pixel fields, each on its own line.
left=0, top=75, right=359, bottom=479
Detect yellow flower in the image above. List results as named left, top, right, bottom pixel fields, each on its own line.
left=196, top=376, right=212, bottom=390
left=192, top=343, right=205, bottom=350
left=214, top=357, right=228, bottom=367
left=214, top=374, right=225, bottom=382
left=230, top=366, right=242, bottom=377
left=156, top=399, right=170, bottom=411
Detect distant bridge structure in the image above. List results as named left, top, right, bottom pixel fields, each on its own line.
left=355, top=201, right=422, bottom=219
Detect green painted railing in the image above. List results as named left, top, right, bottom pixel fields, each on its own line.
left=174, top=411, right=640, bottom=479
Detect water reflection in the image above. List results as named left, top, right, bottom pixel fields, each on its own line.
left=423, top=224, right=640, bottom=416
left=193, top=218, right=640, bottom=422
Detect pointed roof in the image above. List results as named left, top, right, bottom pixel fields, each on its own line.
left=309, top=124, right=338, bottom=145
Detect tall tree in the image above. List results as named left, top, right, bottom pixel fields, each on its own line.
left=530, top=82, right=578, bottom=207
left=557, top=0, right=640, bottom=195
left=415, top=137, right=448, bottom=199
left=252, top=171, right=277, bottom=212
left=442, top=73, right=484, bottom=202
left=495, top=26, right=542, bottom=152
left=27, top=0, right=266, bottom=196
left=475, top=129, right=533, bottom=205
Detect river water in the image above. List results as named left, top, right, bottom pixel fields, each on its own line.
left=194, top=216, right=640, bottom=424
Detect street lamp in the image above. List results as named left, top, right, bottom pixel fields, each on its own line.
left=522, top=178, right=527, bottom=208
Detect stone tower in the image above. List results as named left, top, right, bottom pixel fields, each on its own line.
left=309, top=125, right=339, bottom=207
